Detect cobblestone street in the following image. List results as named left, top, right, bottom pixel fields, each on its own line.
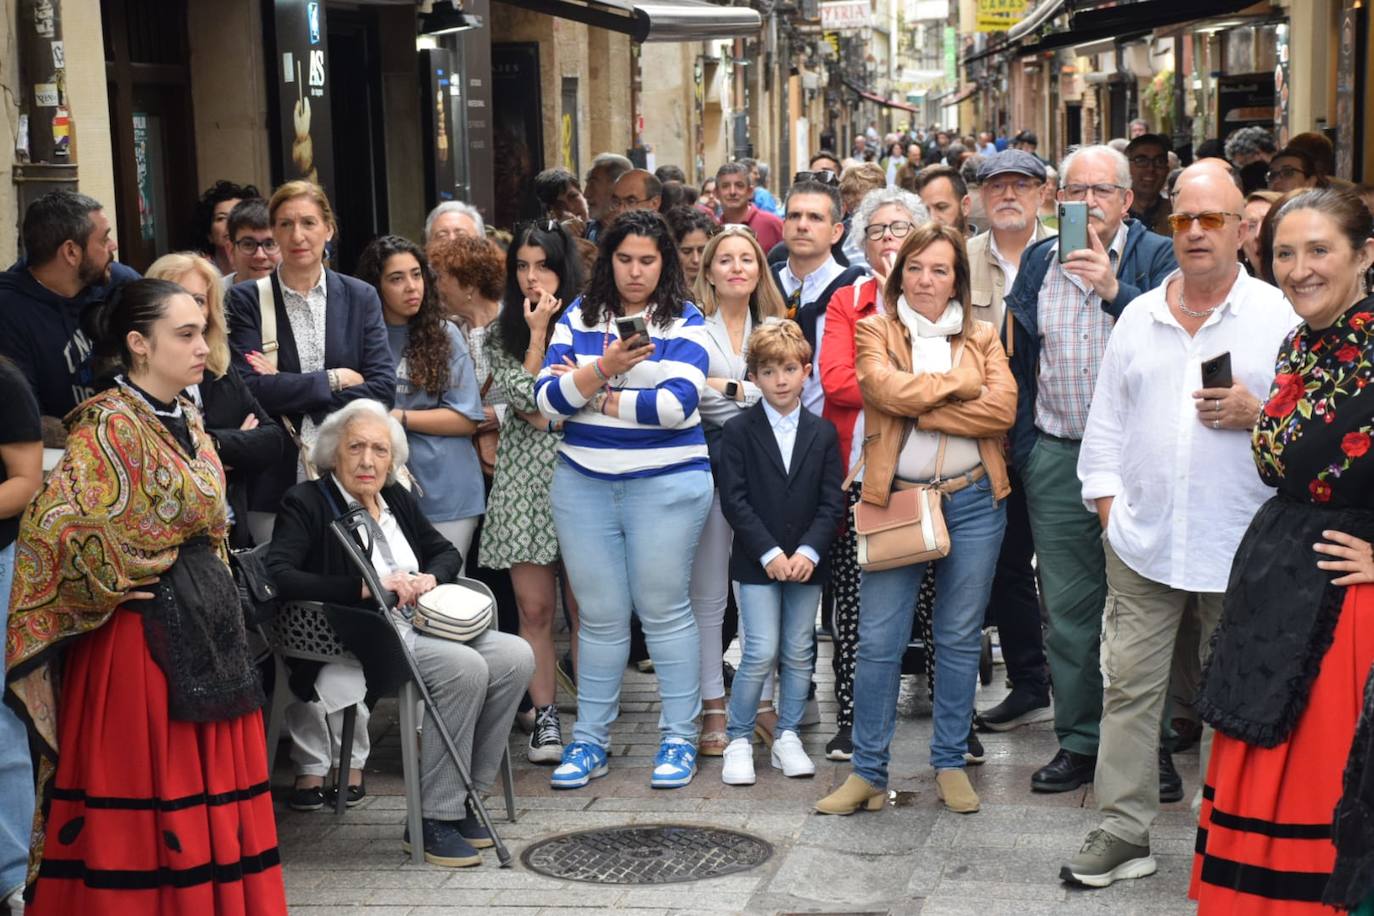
left=275, top=637, right=1200, bottom=915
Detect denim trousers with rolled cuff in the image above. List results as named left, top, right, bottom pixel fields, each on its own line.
left=850, top=476, right=1006, bottom=783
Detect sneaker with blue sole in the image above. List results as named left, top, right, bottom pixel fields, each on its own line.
left=550, top=740, right=609, bottom=789
left=651, top=737, right=697, bottom=789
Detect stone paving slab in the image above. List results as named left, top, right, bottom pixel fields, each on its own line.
left=276, top=637, right=1199, bottom=914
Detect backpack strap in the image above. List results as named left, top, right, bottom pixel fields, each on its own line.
left=256, top=274, right=279, bottom=370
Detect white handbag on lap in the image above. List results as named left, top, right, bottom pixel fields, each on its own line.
left=412, top=582, right=494, bottom=642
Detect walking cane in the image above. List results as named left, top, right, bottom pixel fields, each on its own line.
left=329, top=510, right=514, bottom=867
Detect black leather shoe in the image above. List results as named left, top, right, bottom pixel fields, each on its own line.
left=1031, top=748, right=1097, bottom=793
left=1159, top=748, right=1183, bottom=803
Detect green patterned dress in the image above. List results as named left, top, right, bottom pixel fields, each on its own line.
left=478, top=323, right=561, bottom=568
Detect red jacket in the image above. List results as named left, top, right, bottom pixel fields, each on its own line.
left=819, top=275, right=881, bottom=470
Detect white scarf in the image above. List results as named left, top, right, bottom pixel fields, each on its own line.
left=895, top=296, right=963, bottom=372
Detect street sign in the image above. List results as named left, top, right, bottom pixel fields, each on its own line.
left=976, top=0, right=1026, bottom=33
left=820, top=1, right=871, bottom=31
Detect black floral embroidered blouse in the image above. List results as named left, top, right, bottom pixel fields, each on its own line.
left=1254, top=297, right=1374, bottom=509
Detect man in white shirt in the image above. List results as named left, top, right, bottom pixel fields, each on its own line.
left=771, top=179, right=863, bottom=415
left=1061, top=165, right=1298, bottom=889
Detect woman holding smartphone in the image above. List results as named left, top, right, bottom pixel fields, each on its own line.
left=536, top=209, right=713, bottom=791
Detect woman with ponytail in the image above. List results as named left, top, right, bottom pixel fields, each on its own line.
left=5, top=279, right=287, bottom=914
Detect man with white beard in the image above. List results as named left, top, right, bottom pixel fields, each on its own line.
left=965, top=150, right=1058, bottom=733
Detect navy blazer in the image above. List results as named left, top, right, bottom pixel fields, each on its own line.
left=225, top=269, right=396, bottom=509
left=718, top=402, right=846, bottom=586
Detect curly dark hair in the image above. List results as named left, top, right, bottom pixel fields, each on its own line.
left=581, top=209, right=692, bottom=331
left=429, top=234, right=506, bottom=301
left=498, top=220, right=583, bottom=360
left=194, top=180, right=259, bottom=253
left=663, top=205, right=719, bottom=244
left=354, top=235, right=452, bottom=397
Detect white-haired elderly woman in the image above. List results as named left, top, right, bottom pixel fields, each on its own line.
left=266, top=399, right=533, bottom=868
left=816, top=186, right=931, bottom=761
left=424, top=201, right=486, bottom=248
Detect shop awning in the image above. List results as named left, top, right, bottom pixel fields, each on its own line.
left=844, top=80, right=922, bottom=114
left=941, top=84, right=978, bottom=107
left=494, top=0, right=763, bottom=42
left=1068, top=0, right=1276, bottom=36
left=961, top=0, right=1067, bottom=64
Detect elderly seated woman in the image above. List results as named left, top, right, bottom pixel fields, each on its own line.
left=266, top=399, right=533, bottom=868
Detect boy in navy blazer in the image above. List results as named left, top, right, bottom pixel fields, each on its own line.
left=717, top=320, right=845, bottom=786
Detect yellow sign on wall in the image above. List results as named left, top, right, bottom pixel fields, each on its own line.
left=976, top=0, right=1026, bottom=32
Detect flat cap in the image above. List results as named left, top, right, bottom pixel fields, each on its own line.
left=977, top=149, right=1047, bottom=182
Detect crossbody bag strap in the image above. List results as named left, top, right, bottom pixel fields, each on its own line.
left=256, top=275, right=279, bottom=370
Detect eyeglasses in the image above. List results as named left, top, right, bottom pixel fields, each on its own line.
left=1128, top=155, right=1170, bottom=170
left=864, top=220, right=915, bottom=240
left=1266, top=166, right=1307, bottom=183
left=234, top=237, right=279, bottom=254
left=984, top=177, right=1042, bottom=196
left=794, top=170, right=839, bottom=187
left=1062, top=183, right=1126, bottom=200
left=611, top=196, right=648, bottom=209
left=1166, top=210, right=1241, bottom=233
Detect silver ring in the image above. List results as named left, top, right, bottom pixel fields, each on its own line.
left=1213, top=419, right=1220, bottom=428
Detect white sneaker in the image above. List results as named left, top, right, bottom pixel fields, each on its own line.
left=770, top=729, right=815, bottom=777
left=721, top=737, right=756, bottom=785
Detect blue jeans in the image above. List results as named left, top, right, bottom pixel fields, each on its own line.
left=551, top=462, right=713, bottom=748
left=726, top=582, right=820, bottom=739
left=0, top=542, right=33, bottom=898
left=851, top=476, right=1006, bottom=782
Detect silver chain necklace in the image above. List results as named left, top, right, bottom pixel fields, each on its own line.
left=1177, top=288, right=1218, bottom=320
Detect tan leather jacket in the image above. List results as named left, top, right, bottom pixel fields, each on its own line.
left=853, top=310, right=1018, bottom=508
left=967, top=220, right=1055, bottom=332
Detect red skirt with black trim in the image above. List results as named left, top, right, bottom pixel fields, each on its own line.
left=28, top=608, right=287, bottom=916
left=1190, top=582, right=1374, bottom=914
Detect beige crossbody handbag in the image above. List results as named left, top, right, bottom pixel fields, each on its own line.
left=845, top=339, right=964, bottom=572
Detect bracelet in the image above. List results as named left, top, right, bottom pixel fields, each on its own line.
left=592, top=358, right=610, bottom=382
left=328, top=368, right=340, bottom=392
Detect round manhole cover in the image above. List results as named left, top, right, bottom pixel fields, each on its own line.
left=520, top=823, right=773, bottom=884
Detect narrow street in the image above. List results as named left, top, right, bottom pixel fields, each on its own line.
left=277, top=638, right=1200, bottom=915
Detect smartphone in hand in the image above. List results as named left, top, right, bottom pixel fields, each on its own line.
left=1058, top=202, right=1089, bottom=263
left=615, top=315, right=649, bottom=348
left=1201, top=351, right=1233, bottom=389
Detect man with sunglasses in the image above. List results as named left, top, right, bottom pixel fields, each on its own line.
left=964, top=150, right=1057, bottom=736
left=1126, top=134, right=1174, bottom=237
left=1061, top=164, right=1296, bottom=890
left=224, top=198, right=281, bottom=289
left=1002, top=145, right=1177, bottom=799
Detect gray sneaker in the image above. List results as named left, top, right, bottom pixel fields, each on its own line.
left=1060, top=829, right=1157, bottom=888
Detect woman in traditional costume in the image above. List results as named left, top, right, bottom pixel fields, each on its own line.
left=4, top=278, right=287, bottom=914
left=1192, top=187, right=1374, bottom=913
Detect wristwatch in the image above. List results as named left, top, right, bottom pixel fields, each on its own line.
left=724, top=381, right=740, bottom=401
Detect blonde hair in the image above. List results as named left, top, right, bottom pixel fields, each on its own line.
left=145, top=251, right=230, bottom=378
left=746, top=319, right=811, bottom=376
left=692, top=226, right=788, bottom=320
left=838, top=163, right=887, bottom=213
left=268, top=180, right=337, bottom=229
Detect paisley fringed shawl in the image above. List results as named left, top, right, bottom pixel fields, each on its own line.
left=3, top=384, right=228, bottom=881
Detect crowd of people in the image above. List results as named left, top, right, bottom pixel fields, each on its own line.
left=1, top=116, right=1373, bottom=916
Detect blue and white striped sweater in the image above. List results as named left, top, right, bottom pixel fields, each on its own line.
left=536, top=299, right=710, bottom=480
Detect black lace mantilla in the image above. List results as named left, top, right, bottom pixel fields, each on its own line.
left=1328, top=660, right=1374, bottom=909
left=133, top=538, right=264, bottom=722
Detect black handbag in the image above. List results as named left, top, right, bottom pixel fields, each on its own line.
left=231, top=542, right=282, bottom=627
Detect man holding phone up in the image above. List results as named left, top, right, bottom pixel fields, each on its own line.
left=1061, top=164, right=1298, bottom=888
left=1001, top=145, right=1177, bottom=796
